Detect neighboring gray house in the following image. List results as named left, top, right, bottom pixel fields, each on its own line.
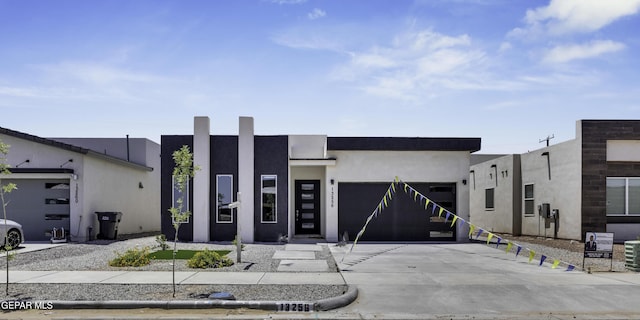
left=161, top=116, right=481, bottom=243
left=0, top=127, right=161, bottom=242
left=470, top=120, right=640, bottom=243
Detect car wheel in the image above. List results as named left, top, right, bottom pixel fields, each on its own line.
left=5, top=229, right=21, bottom=250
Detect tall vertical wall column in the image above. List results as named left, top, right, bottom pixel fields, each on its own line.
left=238, top=117, right=255, bottom=243
left=193, top=116, right=211, bottom=242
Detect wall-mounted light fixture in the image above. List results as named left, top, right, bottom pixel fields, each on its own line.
left=60, top=159, right=73, bottom=168
left=15, top=159, right=30, bottom=167
left=469, top=170, right=476, bottom=190
left=330, top=179, right=335, bottom=185
left=462, top=179, right=467, bottom=185
left=541, top=152, right=551, bottom=180
left=490, top=164, right=498, bottom=187
left=139, top=182, right=144, bottom=189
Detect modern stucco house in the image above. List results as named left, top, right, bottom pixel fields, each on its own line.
left=0, top=127, right=161, bottom=242
left=161, top=116, right=481, bottom=243
left=470, top=120, right=640, bottom=243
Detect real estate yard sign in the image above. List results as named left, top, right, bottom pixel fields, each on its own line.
left=583, top=232, right=614, bottom=271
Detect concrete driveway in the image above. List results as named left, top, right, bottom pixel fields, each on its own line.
left=330, top=243, right=640, bottom=319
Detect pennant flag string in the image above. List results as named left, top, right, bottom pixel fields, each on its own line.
left=450, top=215, right=458, bottom=227
left=344, top=178, right=579, bottom=271
left=344, top=182, right=397, bottom=261
left=539, top=255, right=547, bottom=266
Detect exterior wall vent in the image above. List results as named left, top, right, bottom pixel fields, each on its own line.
left=625, top=240, right=640, bottom=272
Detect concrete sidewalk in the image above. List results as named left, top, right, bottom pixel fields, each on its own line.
left=0, top=270, right=345, bottom=285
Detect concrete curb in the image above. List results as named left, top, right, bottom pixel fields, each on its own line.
left=42, top=285, right=358, bottom=312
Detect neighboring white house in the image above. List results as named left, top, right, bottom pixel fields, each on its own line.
left=470, top=120, right=640, bottom=243
left=0, top=127, right=161, bottom=242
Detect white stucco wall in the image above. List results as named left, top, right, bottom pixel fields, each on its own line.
left=325, top=150, right=471, bottom=242
left=82, top=156, right=160, bottom=237
left=1, top=133, right=161, bottom=241
left=520, top=139, right=582, bottom=240
left=469, top=155, right=517, bottom=234
left=607, top=140, right=640, bottom=162
left=289, top=135, right=327, bottom=159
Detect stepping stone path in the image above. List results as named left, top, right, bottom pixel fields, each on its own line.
left=273, top=244, right=329, bottom=272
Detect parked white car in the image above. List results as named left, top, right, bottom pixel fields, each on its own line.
left=0, top=219, right=24, bottom=249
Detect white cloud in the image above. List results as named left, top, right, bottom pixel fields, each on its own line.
left=37, top=62, right=168, bottom=85
left=330, top=29, right=498, bottom=100
left=308, top=8, right=326, bottom=20
left=268, top=0, right=307, bottom=4
left=542, top=40, right=626, bottom=64
left=498, top=42, right=512, bottom=53
left=513, top=0, right=640, bottom=37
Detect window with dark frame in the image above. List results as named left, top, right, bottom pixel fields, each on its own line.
left=216, top=174, right=233, bottom=223
left=607, top=177, right=640, bottom=215
left=485, top=188, right=494, bottom=210
left=524, top=184, right=534, bottom=215
left=261, top=175, right=277, bottom=223
left=171, top=175, right=189, bottom=224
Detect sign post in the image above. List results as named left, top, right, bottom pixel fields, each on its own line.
left=582, top=232, right=614, bottom=271
left=229, top=192, right=242, bottom=263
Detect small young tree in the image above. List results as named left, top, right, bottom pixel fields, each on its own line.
left=168, top=145, right=199, bottom=297
left=0, top=139, right=17, bottom=295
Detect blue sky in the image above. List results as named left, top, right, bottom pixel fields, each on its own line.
left=1, top=0, right=639, bottom=154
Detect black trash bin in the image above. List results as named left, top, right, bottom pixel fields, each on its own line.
left=95, top=212, right=122, bottom=240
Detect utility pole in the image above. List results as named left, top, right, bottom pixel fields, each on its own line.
left=539, top=134, right=555, bottom=147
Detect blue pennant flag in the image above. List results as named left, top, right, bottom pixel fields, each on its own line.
left=373, top=208, right=379, bottom=218
left=515, top=245, right=522, bottom=257
left=539, top=255, right=547, bottom=266
left=475, top=228, right=484, bottom=239
left=566, top=265, right=575, bottom=272
left=431, top=204, right=437, bottom=215
left=496, top=237, right=502, bottom=248
left=444, top=211, right=451, bottom=223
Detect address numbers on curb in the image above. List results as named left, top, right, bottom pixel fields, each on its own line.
left=277, top=302, right=313, bottom=312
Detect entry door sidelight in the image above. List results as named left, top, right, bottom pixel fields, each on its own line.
left=295, top=180, right=320, bottom=234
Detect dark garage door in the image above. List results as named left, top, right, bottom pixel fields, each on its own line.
left=338, top=182, right=457, bottom=241
left=4, top=179, right=70, bottom=241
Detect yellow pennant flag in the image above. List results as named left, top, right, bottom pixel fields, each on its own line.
left=414, top=192, right=418, bottom=202
left=403, top=183, right=408, bottom=193
left=486, top=233, right=494, bottom=245
left=425, top=199, right=430, bottom=210
left=528, top=250, right=535, bottom=263
left=387, top=189, right=392, bottom=200
left=395, top=176, right=399, bottom=184
left=552, top=260, right=560, bottom=269
left=450, top=215, right=458, bottom=227
left=378, top=203, right=382, bottom=212
left=468, top=224, right=475, bottom=237
left=391, top=182, right=396, bottom=193
left=383, top=195, right=388, bottom=207
left=505, top=242, right=513, bottom=254
left=438, top=207, right=445, bottom=217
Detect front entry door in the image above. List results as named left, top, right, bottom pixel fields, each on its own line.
left=295, top=180, right=320, bottom=234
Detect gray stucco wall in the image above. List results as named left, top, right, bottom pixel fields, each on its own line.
left=469, top=154, right=520, bottom=235
left=520, top=139, right=582, bottom=240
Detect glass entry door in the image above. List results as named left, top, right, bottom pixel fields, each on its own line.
left=295, top=180, right=320, bottom=234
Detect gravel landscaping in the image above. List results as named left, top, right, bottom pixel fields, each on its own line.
left=1, top=234, right=346, bottom=302
left=486, top=233, right=630, bottom=273
left=1, top=233, right=632, bottom=303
